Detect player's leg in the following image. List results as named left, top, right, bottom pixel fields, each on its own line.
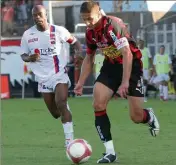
left=93, top=81, right=117, bottom=163
left=54, top=83, right=74, bottom=147
left=42, top=93, right=61, bottom=119
left=38, top=82, right=61, bottom=118
left=127, top=76, right=160, bottom=137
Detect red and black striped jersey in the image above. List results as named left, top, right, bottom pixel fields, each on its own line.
left=86, top=16, right=142, bottom=64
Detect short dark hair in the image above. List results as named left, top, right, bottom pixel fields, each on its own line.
left=80, top=1, right=99, bottom=13
left=160, top=45, right=165, bottom=49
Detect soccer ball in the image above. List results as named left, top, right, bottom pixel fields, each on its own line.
left=66, top=139, right=92, bottom=164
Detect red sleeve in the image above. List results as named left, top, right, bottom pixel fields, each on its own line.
left=86, top=29, right=97, bottom=55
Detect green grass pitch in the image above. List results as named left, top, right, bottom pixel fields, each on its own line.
left=1, top=98, right=176, bottom=165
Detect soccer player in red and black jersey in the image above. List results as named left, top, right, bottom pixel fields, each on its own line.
left=74, top=2, right=160, bottom=163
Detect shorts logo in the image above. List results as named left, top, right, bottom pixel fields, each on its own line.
left=136, top=77, right=144, bottom=94
left=39, top=83, right=52, bottom=90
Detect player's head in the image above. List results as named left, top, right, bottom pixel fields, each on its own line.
left=159, top=45, right=165, bottom=55
left=80, top=1, right=102, bottom=29
left=32, top=5, right=47, bottom=27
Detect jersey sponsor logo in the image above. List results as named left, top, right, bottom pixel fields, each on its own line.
left=100, top=45, right=121, bottom=59
left=39, top=47, right=57, bottom=56
left=28, top=38, right=38, bottom=43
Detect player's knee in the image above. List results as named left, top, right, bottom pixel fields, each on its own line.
left=93, top=102, right=106, bottom=111
left=49, top=109, right=61, bottom=119
left=130, top=111, right=143, bottom=123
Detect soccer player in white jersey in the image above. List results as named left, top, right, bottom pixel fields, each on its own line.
left=20, top=5, right=82, bottom=147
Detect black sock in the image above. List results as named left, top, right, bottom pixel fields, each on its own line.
left=95, top=110, right=112, bottom=142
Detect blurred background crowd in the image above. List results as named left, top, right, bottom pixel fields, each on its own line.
left=1, top=0, right=42, bottom=36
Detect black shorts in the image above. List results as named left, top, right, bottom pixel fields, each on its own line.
left=95, top=59, right=144, bottom=97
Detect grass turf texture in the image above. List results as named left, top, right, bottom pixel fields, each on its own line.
left=1, top=98, right=176, bottom=165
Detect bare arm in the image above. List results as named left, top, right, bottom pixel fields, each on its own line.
left=21, top=53, right=39, bottom=62
left=72, top=40, right=83, bottom=60
left=119, top=46, right=133, bottom=83
left=78, top=54, right=95, bottom=85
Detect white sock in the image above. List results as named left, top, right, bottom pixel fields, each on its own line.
left=62, top=122, right=74, bottom=142
left=159, top=85, right=163, bottom=97
left=163, top=86, right=168, bottom=100
left=103, top=140, right=115, bottom=155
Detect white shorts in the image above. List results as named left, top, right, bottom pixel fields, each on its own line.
left=38, top=73, right=71, bottom=93
left=143, top=69, right=150, bottom=80
left=152, top=74, right=170, bottom=84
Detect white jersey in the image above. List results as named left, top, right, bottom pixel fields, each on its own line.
left=20, top=24, right=75, bottom=82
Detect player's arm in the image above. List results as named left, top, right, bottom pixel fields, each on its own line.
left=79, top=53, right=95, bottom=86
left=59, top=26, right=83, bottom=59
left=110, top=20, right=133, bottom=83
left=20, top=34, right=39, bottom=62
left=119, top=42, right=133, bottom=83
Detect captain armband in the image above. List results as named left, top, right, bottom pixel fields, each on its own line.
left=114, top=37, right=129, bottom=50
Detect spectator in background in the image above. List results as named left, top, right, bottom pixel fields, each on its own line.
left=152, top=45, right=173, bottom=101
left=17, top=0, right=28, bottom=25
left=171, top=54, right=176, bottom=98
left=26, top=0, right=33, bottom=20
left=1, top=0, right=14, bottom=36
left=33, top=0, right=43, bottom=5
left=137, top=38, right=153, bottom=102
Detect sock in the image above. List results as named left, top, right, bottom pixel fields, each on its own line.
left=159, top=85, right=163, bottom=97
left=103, top=140, right=115, bottom=155
left=142, top=109, right=151, bottom=123
left=62, top=122, right=74, bottom=143
left=95, top=110, right=115, bottom=155
left=163, top=86, right=168, bottom=100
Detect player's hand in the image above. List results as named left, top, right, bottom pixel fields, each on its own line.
left=29, top=53, right=40, bottom=62
left=117, top=81, right=129, bottom=98
left=74, top=82, right=83, bottom=96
